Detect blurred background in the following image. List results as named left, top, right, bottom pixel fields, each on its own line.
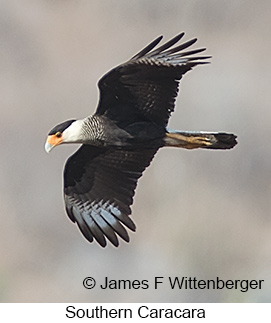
left=1, top=0, right=270, bottom=302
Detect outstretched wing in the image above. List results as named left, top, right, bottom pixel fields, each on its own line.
left=64, top=145, right=159, bottom=247
left=95, top=32, right=210, bottom=127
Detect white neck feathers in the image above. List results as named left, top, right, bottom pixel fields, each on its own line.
left=62, top=119, right=84, bottom=143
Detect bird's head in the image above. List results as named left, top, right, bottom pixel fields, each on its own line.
left=45, top=119, right=83, bottom=153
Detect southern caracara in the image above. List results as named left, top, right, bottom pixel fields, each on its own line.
left=45, top=33, right=237, bottom=247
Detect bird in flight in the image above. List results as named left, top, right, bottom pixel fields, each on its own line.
left=45, top=32, right=237, bottom=247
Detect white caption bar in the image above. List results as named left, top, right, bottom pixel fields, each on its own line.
left=1, top=303, right=270, bottom=322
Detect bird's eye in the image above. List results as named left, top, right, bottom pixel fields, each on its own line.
left=55, top=132, right=62, bottom=138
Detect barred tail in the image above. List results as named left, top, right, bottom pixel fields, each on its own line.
left=164, top=131, right=237, bottom=150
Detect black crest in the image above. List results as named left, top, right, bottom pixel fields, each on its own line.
left=48, top=119, right=76, bottom=135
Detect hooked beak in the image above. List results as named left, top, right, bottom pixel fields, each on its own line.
left=45, top=135, right=63, bottom=153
